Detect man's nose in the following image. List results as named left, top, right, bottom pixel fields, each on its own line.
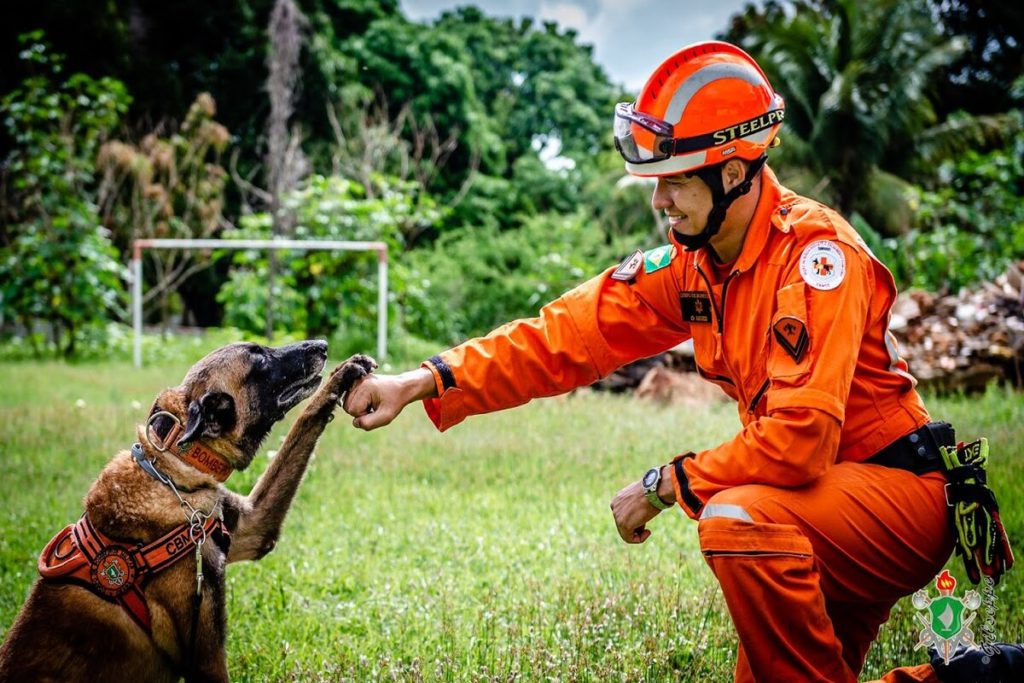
left=651, top=178, right=672, bottom=211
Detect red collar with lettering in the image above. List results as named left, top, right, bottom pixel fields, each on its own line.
left=157, top=421, right=234, bottom=482
left=38, top=513, right=225, bottom=632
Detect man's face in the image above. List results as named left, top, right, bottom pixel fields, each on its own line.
left=651, top=172, right=713, bottom=237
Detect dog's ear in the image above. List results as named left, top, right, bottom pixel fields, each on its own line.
left=178, top=391, right=237, bottom=445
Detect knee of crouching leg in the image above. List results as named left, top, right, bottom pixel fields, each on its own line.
left=699, top=490, right=758, bottom=523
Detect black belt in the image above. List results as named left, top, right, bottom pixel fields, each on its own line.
left=865, top=421, right=956, bottom=475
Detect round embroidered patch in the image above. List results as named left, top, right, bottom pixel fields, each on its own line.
left=799, top=240, right=846, bottom=290
left=91, top=547, right=137, bottom=597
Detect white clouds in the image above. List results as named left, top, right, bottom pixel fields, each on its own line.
left=537, top=2, right=590, bottom=32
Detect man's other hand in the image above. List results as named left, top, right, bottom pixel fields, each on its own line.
left=611, top=478, right=663, bottom=544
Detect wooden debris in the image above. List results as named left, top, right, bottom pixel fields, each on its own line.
left=889, top=261, right=1024, bottom=392
left=635, top=366, right=731, bottom=405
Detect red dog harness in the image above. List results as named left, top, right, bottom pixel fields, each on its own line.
left=38, top=512, right=225, bottom=632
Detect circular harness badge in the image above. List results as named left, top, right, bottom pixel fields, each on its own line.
left=90, top=547, right=138, bottom=597
left=799, top=240, right=846, bottom=290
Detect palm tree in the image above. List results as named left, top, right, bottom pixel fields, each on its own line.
left=723, top=0, right=1014, bottom=233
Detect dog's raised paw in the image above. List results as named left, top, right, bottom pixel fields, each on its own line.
left=329, top=354, right=377, bottom=394
left=347, top=353, right=378, bottom=374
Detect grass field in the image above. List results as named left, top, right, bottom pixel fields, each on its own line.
left=1, top=347, right=1023, bottom=681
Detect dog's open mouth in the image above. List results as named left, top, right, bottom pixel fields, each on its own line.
left=277, top=355, right=327, bottom=409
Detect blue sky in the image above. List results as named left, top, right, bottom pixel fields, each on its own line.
left=399, top=0, right=755, bottom=91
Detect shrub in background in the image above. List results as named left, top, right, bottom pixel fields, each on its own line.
left=401, top=211, right=641, bottom=345
left=96, top=93, right=231, bottom=328
left=217, top=174, right=442, bottom=355
left=0, top=34, right=129, bottom=356
left=857, top=123, right=1024, bottom=293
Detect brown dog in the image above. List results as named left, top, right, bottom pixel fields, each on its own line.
left=0, top=340, right=374, bottom=682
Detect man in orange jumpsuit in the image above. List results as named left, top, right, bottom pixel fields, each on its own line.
left=342, top=41, right=1020, bottom=682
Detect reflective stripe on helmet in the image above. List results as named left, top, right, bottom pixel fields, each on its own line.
left=664, top=62, right=769, bottom=124
left=624, top=152, right=707, bottom=177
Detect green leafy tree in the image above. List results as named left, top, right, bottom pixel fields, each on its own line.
left=1, top=1, right=400, bottom=185
left=723, top=0, right=1016, bottom=233
left=336, top=8, right=621, bottom=227
left=859, top=118, right=1024, bottom=292
left=0, top=35, right=129, bottom=356
left=929, top=0, right=1024, bottom=117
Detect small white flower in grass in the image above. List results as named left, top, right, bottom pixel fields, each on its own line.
left=75, top=399, right=86, bottom=409
left=267, top=450, right=277, bottom=459
left=130, top=400, right=142, bottom=410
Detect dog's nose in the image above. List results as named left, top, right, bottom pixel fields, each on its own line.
left=306, top=340, right=328, bottom=359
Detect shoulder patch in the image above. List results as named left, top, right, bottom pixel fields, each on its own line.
left=611, top=249, right=644, bottom=281
left=643, top=244, right=676, bottom=274
left=799, top=240, right=846, bottom=290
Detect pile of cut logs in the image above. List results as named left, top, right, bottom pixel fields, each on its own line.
left=890, top=260, right=1024, bottom=392
left=593, top=261, right=1024, bottom=402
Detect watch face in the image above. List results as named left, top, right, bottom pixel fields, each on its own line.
left=642, top=467, right=659, bottom=489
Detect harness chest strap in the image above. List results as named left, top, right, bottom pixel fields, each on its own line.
left=38, top=513, right=225, bottom=632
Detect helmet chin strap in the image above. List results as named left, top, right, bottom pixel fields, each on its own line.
left=671, top=154, right=768, bottom=252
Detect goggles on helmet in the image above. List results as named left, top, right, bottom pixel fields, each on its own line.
left=613, top=100, right=786, bottom=166
left=613, top=102, right=674, bottom=165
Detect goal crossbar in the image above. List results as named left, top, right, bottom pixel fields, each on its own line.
left=131, top=238, right=388, bottom=368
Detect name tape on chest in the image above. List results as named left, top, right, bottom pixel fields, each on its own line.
left=798, top=240, right=846, bottom=290
left=680, top=291, right=712, bottom=324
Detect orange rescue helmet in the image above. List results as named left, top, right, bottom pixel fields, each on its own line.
left=614, top=41, right=785, bottom=177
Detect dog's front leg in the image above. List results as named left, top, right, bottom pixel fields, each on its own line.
left=223, top=354, right=376, bottom=562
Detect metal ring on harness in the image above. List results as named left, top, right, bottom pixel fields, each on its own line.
left=188, top=509, right=209, bottom=545
left=146, top=411, right=182, bottom=453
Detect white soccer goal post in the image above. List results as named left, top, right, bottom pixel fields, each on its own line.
left=131, top=238, right=388, bottom=368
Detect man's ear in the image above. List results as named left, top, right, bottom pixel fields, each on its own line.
left=178, top=392, right=237, bottom=445
left=722, top=159, right=748, bottom=191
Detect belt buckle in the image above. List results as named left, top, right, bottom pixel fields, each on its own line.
left=943, top=483, right=955, bottom=507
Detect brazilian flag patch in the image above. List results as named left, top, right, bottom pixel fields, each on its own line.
left=644, top=245, right=675, bottom=274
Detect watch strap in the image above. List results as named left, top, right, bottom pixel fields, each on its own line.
left=645, top=488, right=672, bottom=510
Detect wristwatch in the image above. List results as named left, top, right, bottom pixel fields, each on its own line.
left=642, top=467, right=672, bottom=510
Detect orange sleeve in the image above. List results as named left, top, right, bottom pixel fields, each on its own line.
left=421, top=263, right=690, bottom=431
left=675, top=239, right=874, bottom=519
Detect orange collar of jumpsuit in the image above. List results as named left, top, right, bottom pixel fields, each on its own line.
left=682, top=165, right=784, bottom=281
left=38, top=512, right=224, bottom=632
left=155, top=420, right=234, bottom=482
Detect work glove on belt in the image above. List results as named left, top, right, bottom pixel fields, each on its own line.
left=939, top=438, right=1014, bottom=585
